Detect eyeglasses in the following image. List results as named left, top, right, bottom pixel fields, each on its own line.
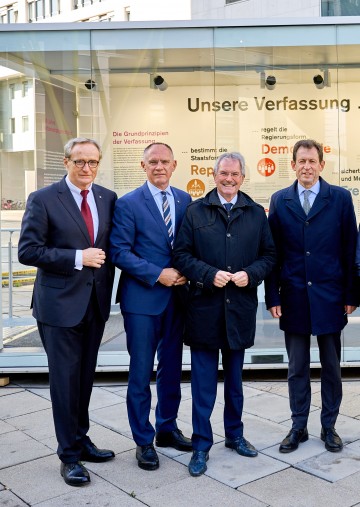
left=68, top=159, right=99, bottom=169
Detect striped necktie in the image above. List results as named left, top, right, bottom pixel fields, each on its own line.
left=161, top=191, right=174, bottom=247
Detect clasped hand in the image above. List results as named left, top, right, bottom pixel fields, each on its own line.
left=83, top=248, right=106, bottom=268
left=213, top=270, right=249, bottom=288
left=158, top=268, right=187, bottom=287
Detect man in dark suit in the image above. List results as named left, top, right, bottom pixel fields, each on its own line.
left=265, top=139, right=358, bottom=454
left=173, top=152, right=276, bottom=477
left=110, top=142, right=192, bottom=471
left=18, top=138, right=117, bottom=486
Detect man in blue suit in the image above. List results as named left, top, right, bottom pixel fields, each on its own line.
left=18, top=138, right=117, bottom=486
left=265, top=139, right=358, bottom=454
left=110, top=142, right=192, bottom=470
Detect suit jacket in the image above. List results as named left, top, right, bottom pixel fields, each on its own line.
left=110, top=182, right=191, bottom=315
left=18, top=176, right=117, bottom=327
left=265, top=177, right=358, bottom=335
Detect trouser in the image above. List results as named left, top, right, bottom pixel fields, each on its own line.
left=38, top=290, right=105, bottom=463
left=123, top=295, right=183, bottom=445
left=285, top=332, right=342, bottom=429
left=190, top=348, right=245, bottom=452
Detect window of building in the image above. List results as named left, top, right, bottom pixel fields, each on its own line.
left=225, top=0, right=249, bottom=4
left=322, top=0, right=360, bottom=15
left=28, top=0, right=46, bottom=21
left=50, top=0, right=60, bottom=16
left=74, top=0, right=102, bottom=8
left=22, top=116, right=29, bottom=132
left=22, top=81, right=29, bottom=97
left=9, top=84, right=15, bottom=99
left=10, top=118, right=15, bottom=134
left=0, top=5, right=16, bottom=23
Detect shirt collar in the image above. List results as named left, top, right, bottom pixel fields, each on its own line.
left=217, top=191, right=238, bottom=207
left=297, top=180, right=320, bottom=196
left=66, top=175, right=93, bottom=194
left=147, top=180, right=172, bottom=197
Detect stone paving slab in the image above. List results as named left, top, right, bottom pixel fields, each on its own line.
left=0, top=390, right=51, bottom=419
left=239, top=467, right=360, bottom=507
left=296, top=439, right=360, bottom=482
left=243, top=391, right=302, bottom=423
left=0, top=430, right=53, bottom=469
left=0, top=489, right=29, bottom=506
left=263, top=436, right=328, bottom=464
left=0, top=419, right=17, bottom=435
left=6, top=407, right=55, bottom=441
left=86, top=448, right=190, bottom=497
left=137, top=475, right=269, bottom=507
left=175, top=441, right=289, bottom=488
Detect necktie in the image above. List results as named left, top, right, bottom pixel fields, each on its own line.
left=302, top=190, right=311, bottom=215
left=223, top=202, right=233, bottom=214
left=80, top=190, right=94, bottom=245
left=161, top=191, right=174, bottom=247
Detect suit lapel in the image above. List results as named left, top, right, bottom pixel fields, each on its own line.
left=56, top=177, right=92, bottom=244
left=172, top=187, right=185, bottom=240
left=284, top=181, right=305, bottom=221
left=142, top=182, right=172, bottom=246
left=284, top=177, right=330, bottom=221
left=307, top=178, right=331, bottom=219
left=92, top=184, right=106, bottom=245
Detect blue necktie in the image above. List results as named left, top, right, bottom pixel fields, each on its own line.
left=161, top=191, right=174, bottom=247
left=223, top=202, right=233, bottom=214
left=302, top=190, right=311, bottom=215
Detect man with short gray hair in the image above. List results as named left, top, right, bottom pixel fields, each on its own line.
left=174, top=151, right=276, bottom=477
left=18, top=137, right=117, bottom=486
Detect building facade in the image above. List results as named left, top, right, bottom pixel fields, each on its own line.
left=191, top=0, right=360, bottom=19
left=0, top=0, right=191, bottom=23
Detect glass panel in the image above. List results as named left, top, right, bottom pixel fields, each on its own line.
left=1, top=22, right=360, bottom=366
left=213, top=23, right=357, bottom=365
left=322, top=0, right=360, bottom=16
left=0, top=29, right=93, bottom=352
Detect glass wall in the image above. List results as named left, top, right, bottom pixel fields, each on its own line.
left=0, top=20, right=360, bottom=370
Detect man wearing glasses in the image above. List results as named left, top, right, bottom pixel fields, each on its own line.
left=18, top=138, right=117, bottom=486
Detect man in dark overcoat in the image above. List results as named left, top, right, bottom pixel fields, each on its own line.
left=265, top=139, right=358, bottom=454
left=173, top=151, right=276, bottom=477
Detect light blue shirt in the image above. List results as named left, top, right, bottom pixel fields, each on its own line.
left=297, top=180, right=320, bottom=209
left=66, top=175, right=99, bottom=269
left=147, top=180, right=176, bottom=235
left=217, top=191, right=238, bottom=208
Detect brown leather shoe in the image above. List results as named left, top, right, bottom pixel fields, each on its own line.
left=279, top=428, right=308, bottom=453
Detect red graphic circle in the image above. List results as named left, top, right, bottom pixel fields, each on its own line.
left=257, top=158, right=276, bottom=177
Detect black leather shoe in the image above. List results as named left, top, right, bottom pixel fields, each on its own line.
left=60, top=462, right=90, bottom=487
left=279, top=428, right=309, bottom=453
left=321, top=427, right=343, bottom=452
left=136, top=444, right=159, bottom=470
left=225, top=436, right=258, bottom=457
left=80, top=442, right=115, bottom=463
left=155, top=429, right=192, bottom=451
left=188, top=450, right=209, bottom=477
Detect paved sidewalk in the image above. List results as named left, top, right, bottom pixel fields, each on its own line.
left=1, top=376, right=360, bottom=506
